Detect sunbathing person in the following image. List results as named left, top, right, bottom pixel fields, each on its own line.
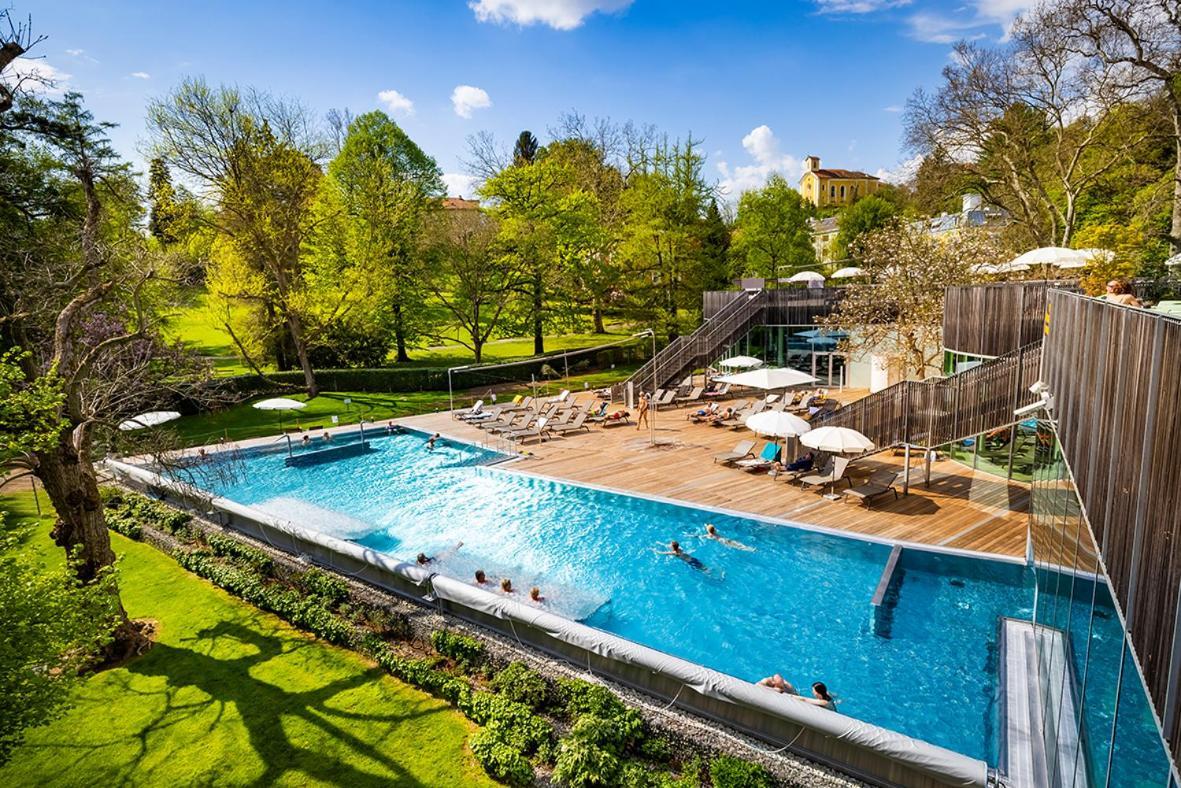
left=687, top=401, right=719, bottom=422
left=658, top=540, right=706, bottom=571
left=708, top=406, right=735, bottom=425
left=757, top=674, right=798, bottom=694
left=704, top=523, right=754, bottom=552
left=770, top=451, right=814, bottom=477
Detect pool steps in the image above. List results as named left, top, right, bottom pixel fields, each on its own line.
left=871, top=544, right=904, bottom=638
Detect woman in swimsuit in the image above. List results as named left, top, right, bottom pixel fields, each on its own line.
left=795, top=682, right=836, bottom=710
left=704, top=523, right=755, bottom=552
left=660, top=540, right=706, bottom=571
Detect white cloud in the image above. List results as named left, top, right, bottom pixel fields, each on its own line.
left=5, top=58, right=71, bottom=94
left=883, top=104, right=903, bottom=113
left=716, top=125, right=803, bottom=198
left=129, top=71, right=151, bottom=80
left=65, top=48, right=84, bottom=56
left=377, top=88, right=415, bottom=115
left=875, top=154, right=923, bottom=185
left=451, top=85, right=491, bottom=119
left=813, top=0, right=911, bottom=13
left=907, top=0, right=1033, bottom=43
left=443, top=172, right=480, bottom=198
left=469, top=0, right=632, bottom=30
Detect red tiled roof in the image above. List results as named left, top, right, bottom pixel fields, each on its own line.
left=442, top=197, right=479, bottom=210
left=809, top=168, right=879, bottom=181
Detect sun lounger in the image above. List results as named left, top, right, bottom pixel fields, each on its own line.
left=703, top=383, right=730, bottom=399
left=454, top=399, right=484, bottom=419
left=735, top=442, right=781, bottom=472
left=842, top=470, right=901, bottom=506
left=654, top=390, right=677, bottom=407
left=674, top=386, right=704, bottom=407
left=508, top=417, right=550, bottom=443
left=799, top=456, right=852, bottom=491
left=487, top=413, right=534, bottom=434
left=714, top=439, right=756, bottom=465
left=712, top=401, right=749, bottom=428
left=599, top=410, right=631, bottom=427
left=547, top=411, right=589, bottom=436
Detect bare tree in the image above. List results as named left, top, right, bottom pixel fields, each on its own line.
left=1049, top=0, right=1181, bottom=251
left=0, top=11, right=46, bottom=115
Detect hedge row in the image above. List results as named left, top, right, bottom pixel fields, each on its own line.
left=104, top=487, right=777, bottom=787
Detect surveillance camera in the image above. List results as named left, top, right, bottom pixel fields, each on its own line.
left=1029, top=381, right=1049, bottom=396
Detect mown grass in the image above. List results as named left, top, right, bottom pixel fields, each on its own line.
left=171, top=365, right=638, bottom=447
left=0, top=491, right=496, bottom=787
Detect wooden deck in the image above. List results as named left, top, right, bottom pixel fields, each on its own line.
left=402, top=399, right=1030, bottom=559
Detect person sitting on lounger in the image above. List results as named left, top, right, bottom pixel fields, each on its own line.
left=771, top=451, right=814, bottom=477
left=687, top=401, right=719, bottom=421
left=593, top=401, right=609, bottom=417
left=659, top=540, right=706, bottom=571
left=708, top=406, right=735, bottom=425
left=794, top=682, right=836, bottom=710
left=757, top=674, right=797, bottom=694
left=704, top=523, right=754, bottom=552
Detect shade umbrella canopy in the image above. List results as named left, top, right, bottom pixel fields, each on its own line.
left=252, top=397, right=308, bottom=411
left=995, top=261, right=1031, bottom=273
left=1076, top=248, right=1114, bottom=265
left=1007, top=247, right=1088, bottom=268
left=800, top=425, right=875, bottom=454
left=1054, top=258, right=1089, bottom=270
left=717, top=355, right=763, bottom=369
left=714, top=367, right=818, bottom=390
left=745, top=410, right=811, bottom=439
left=830, top=266, right=865, bottom=279
left=787, top=270, right=826, bottom=283
left=118, top=410, right=181, bottom=431
left=971, top=263, right=999, bottom=274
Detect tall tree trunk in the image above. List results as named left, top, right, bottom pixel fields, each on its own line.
left=592, top=304, right=605, bottom=334
left=285, top=311, right=319, bottom=398
left=473, top=339, right=483, bottom=364
left=393, top=303, right=410, bottom=363
left=532, top=272, right=544, bottom=356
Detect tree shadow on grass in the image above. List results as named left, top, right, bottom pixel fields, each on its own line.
left=28, top=621, right=445, bottom=786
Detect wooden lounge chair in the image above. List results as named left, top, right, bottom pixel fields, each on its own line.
left=842, top=470, right=901, bottom=506
left=703, top=383, right=731, bottom=399
left=675, top=386, right=704, bottom=407
left=547, top=411, right=589, bottom=437
left=508, top=416, right=549, bottom=444
left=735, top=442, right=781, bottom=472
left=654, top=390, right=677, bottom=408
left=454, top=399, right=484, bottom=419
left=714, top=439, right=756, bottom=465
left=799, top=456, right=852, bottom=491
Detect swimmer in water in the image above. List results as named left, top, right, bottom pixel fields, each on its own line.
left=530, top=586, right=544, bottom=603
left=658, top=540, right=706, bottom=571
left=500, top=578, right=514, bottom=593
left=703, top=523, right=755, bottom=552
left=475, top=569, right=488, bottom=585
left=794, top=682, right=836, bottom=710
left=757, top=674, right=797, bottom=695
left=426, top=432, right=440, bottom=450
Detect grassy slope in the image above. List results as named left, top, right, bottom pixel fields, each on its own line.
left=0, top=492, right=496, bottom=788
left=172, top=365, right=638, bottom=446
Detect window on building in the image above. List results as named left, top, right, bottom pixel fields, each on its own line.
left=840, top=185, right=845, bottom=199
left=829, top=185, right=835, bottom=198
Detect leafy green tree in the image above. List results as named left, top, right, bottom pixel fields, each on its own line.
left=320, top=110, right=444, bottom=362
left=730, top=174, right=814, bottom=281
left=146, top=156, right=181, bottom=244
left=836, top=195, right=899, bottom=260
left=699, top=199, right=732, bottom=291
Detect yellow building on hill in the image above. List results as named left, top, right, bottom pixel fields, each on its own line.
left=798, top=155, right=881, bottom=208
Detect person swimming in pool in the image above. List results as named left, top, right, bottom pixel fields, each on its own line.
left=704, top=523, right=755, bottom=552
left=794, top=682, right=836, bottom=710
left=426, top=433, right=440, bottom=450
left=530, top=586, right=545, bottom=603
left=659, top=540, right=706, bottom=571
left=757, top=674, right=797, bottom=695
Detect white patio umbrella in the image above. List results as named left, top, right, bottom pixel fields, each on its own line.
left=253, top=397, right=307, bottom=430
left=787, top=270, right=826, bottom=284
left=971, top=263, right=999, bottom=275
left=830, top=266, right=865, bottom=279
left=714, top=367, right=818, bottom=390
left=717, top=355, right=763, bottom=369
left=1076, top=248, right=1114, bottom=265
left=118, top=410, right=181, bottom=431
left=995, top=261, right=1031, bottom=273
left=800, top=425, right=875, bottom=454
left=745, top=410, right=811, bottom=439
left=1005, top=247, right=1088, bottom=270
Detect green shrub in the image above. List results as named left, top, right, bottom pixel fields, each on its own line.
left=431, top=629, right=486, bottom=670
left=491, top=662, right=549, bottom=710
left=636, top=734, right=672, bottom=762
left=464, top=692, right=554, bottom=755
left=708, top=756, right=772, bottom=788
left=470, top=728, right=535, bottom=787
left=553, top=737, right=622, bottom=788
left=102, top=488, right=191, bottom=537
left=300, top=568, right=348, bottom=606
left=205, top=532, right=273, bottom=574
left=557, top=678, right=628, bottom=720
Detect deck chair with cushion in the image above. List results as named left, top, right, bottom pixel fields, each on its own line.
left=799, top=456, right=852, bottom=491
left=735, top=442, right=782, bottom=472
left=454, top=399, right=483, bottom=419
left=547, top=411, right=590, bottom=437
left=842, top=470, right=901, bottom=506
left=675, top=386, right=705, bottom=407
left=714, top=439, right=756, bottom=465
left=703, top=383, right=731, bottom=399
left=508, top=417, right=549, bottom=444
left=600, top=409, right=631, bottom=427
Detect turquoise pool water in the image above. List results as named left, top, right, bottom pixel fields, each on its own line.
left=202, top=430, right=1131, bottom=767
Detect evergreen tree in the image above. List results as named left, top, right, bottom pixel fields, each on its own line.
left=513, top=130, right=539, bottom=165
left=146, top=156, right=180, bottom=244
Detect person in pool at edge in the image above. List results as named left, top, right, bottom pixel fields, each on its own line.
left=659, top=540, right=706, bottom=570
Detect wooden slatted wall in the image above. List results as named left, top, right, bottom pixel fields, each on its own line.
left=943, top=281, right=1079, bottom=358
left=1042, top=290, right=1181, bottom=762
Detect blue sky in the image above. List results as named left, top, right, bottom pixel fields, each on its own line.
left=16, top=0, right=1028, bottom=198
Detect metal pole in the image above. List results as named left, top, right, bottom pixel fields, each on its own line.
left=903, top=444, right=911, bottom=495
left=448, top=368, right=454, bottom=417
left=650, top=331, right=657, bottom=447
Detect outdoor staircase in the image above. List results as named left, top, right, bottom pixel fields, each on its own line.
left=811, top=339, right=1044, bottom=452
left=622, top=289, right=768, bottom=396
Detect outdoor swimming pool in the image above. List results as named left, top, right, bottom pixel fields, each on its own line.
left=199, top=429, right=1140, bottom=770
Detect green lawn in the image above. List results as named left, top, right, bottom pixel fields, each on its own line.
left=171, top=365, right=638, bottom=447
left=162, top=291, right=255, bottom=376
left=0, top=492, right=497, bottom=787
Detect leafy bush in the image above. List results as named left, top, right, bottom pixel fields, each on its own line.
left=464, top=692, right=554, bottom=755
left=557, top=678, right=628, bottom=721
left=102, top=487, right=191, bottom=538
left=307, top=321, right=395, bottom=369
left=491, top=662, right=549, bottom=710
left=470, top=728, right=535, bottom=787
left=205, top=532, right=273, bottom=574
left=708, top=756, right=773, bottom=788
left=431, top=629, right=486, bottom=670
left=300, top=568, right=348, bottom=606
left=553, top=736, right=622, bottom=788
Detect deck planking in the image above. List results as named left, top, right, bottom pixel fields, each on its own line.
left=402, top=398, right=1030, bottom=559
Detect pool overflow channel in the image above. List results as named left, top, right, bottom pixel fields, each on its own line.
left=111, top=423, right=1074, bottom=787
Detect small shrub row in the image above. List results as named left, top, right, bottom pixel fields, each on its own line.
left=431, top=629, right=486, bottom=671
left=491, top=662, right=550, bottom=711
left=300, top=568, right=349, bottom=606
left=102, top=487, right=191, bottom=538
left=204, top=531, right=274, bottom=574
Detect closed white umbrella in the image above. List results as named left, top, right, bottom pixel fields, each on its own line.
left=745, top=410, right=811, bottom=439
left=253, top=397, right=308, bottom=431
left=787, top=270, right=826, bottom=283
left=800, top=425, right=875, bottom=454
left=118, top=410, right=181, bottom=431
left=714, top=367, right=818, bottom=390
left=717, top=355, right=763, bottom=369
left=830, top=266, right=865, bottom=279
